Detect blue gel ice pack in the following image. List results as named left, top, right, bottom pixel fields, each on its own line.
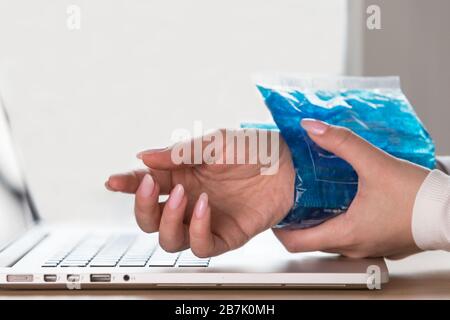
left=248, top=76, right=435, bottom=229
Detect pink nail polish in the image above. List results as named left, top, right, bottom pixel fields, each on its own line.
left=137, top=174, right=154, bottom=197
left=168, top=184, right=184, bottom=209
left=136, top=147, right=168, bottom=159
left=104, top=181, right=115, bottom=191
left=195, top=193, right=208, bottom=219
left=300, top=118, right=329, bottom=135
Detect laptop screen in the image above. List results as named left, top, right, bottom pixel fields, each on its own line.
left=0, top=99, right=34, bottom=252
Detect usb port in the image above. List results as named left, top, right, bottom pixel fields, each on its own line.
left=90, top=274, right=111, bottom=282
left=44, top=274, right=57, bottom=282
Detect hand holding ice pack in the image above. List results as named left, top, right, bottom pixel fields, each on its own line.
left=252, top=76, right=435, bottom=229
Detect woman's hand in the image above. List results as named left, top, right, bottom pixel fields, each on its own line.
left=273, top=119, right=430, bottom=259
left=106, top=129, right=295, bottom=257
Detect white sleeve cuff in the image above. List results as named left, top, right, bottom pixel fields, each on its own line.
left=412, top=169, right=450, bottom=251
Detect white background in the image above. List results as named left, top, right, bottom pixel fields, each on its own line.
left=0, top=0, right=346, bottom=222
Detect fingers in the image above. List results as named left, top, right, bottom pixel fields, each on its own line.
left=272, top=214, right=348, bottom=253
left=300, top=119, right=390, bottom=176
left=112, top=170, right=226, bottom=256
left=134, top=174, right=163, bottom=233
left=106, top=169, right=148, bottom=193
left=112, top=168, right=228, bottom=257
left=189, top=193, right=228, bottom=258
left=158, top=191, right=227, bottom=257
left=158, top=184, right=190, bottom=252
left=106, top=169, right=172, bottom=194
left=137, top=132, right=222, bottom=170
left=189, top=193, right=213, bottom=257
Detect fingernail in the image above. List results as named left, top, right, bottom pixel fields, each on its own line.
left=195, top=193, right=208, bottom=219
left=168, top=184, right=184, bottom=209
left=300, top=118, right=329, bottom=135
left=137, top=174, right=155, bottom=197
left=136, top=148, right=167, bottom=159
left=104, top=181, right=114, bottom=191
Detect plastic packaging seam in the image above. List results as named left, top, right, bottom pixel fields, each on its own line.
left=252, top=73, right=401, bottom=91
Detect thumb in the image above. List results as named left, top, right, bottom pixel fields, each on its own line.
left=300, top=118, right=389, bottom=175
left=272, top=213, right=348, bottom=253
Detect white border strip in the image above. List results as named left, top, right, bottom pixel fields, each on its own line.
left=253, top=73, right=401, bottom=91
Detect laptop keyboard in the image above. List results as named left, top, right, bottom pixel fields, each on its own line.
left=41, top=234, right=210, bottom=268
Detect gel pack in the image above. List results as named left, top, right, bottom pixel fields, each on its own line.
left=246, top=75, right=435, bottom=229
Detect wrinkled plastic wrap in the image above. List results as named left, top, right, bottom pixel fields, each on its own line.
left=246, top=75, right=435, bottom=229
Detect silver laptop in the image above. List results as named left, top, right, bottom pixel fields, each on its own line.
left=0, top=98, right=388, bottom=289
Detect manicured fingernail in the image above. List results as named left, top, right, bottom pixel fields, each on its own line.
left=300, top=118, right=329, bottom=135
left=136, top=148, right=168, bottom=159
left=137, top=174, right=155, bottom=197
left=195, top=193, right=208, bottom=219
left=168, top=184, right=184, bottom=209
left=104, top=181, right=114, bottom=191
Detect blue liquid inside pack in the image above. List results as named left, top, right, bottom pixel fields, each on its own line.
left=246, top=76, right=435, bottom=229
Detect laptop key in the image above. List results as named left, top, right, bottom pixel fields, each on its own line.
left=148, top=260, right=177, bottom=267
left=176, top=249, right=210, bottom=267
left=178, top=263, right=209, bottom=267
left=60, top=263, right=88, bottom=267
left=41, top=263, right=58, bottom=267
left=119, top=261, right=147, bottom=267
left=90, top=262, right=118, bottom=267
left=177, top=259, right=210, bottom=266
left=62, top=260, right=89, bottom=263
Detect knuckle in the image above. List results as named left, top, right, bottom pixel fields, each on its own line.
left=333, top=127, right=354, bottom=152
